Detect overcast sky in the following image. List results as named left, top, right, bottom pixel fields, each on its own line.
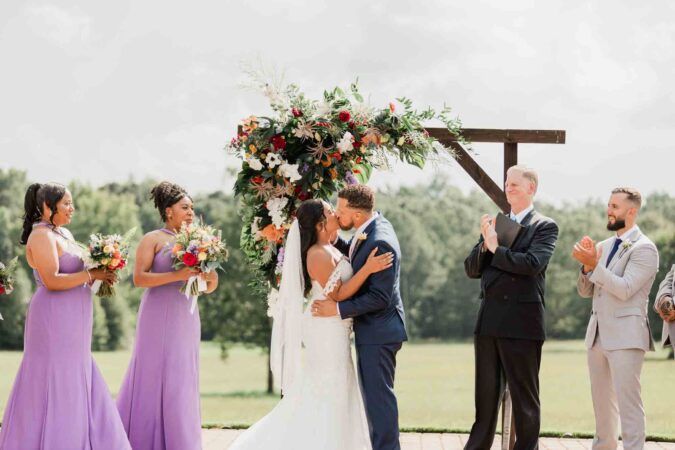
left=1, top=0, right=673, bottom=207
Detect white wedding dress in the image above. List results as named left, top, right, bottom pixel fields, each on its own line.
left=228, top=258, right=372, bottom=450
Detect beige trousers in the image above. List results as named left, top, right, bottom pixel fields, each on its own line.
left=588, top=333, right=646, bottom=450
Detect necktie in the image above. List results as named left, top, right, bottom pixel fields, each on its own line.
left=605, top=238, right=622, bottom=267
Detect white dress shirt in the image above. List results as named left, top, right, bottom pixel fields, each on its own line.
left=616, top=224, right=639, bottom=243
left=509, top=204, right=534, bottom=224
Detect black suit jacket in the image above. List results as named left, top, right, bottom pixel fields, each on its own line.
left=464, top=210, right=559, bottom=341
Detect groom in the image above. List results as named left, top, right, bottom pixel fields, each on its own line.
left=312, top=184, right=408, bottom=450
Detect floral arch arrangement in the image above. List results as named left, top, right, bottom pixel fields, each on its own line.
left=227, top=77, right=464, bottom=298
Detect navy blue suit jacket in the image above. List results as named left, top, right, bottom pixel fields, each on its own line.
left=336, top=214, right=408, bottom=345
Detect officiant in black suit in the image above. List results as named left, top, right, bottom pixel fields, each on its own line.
left=463, top=165, right=559, bottom=450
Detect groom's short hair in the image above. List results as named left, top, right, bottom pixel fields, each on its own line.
left=338, top=185, right=374, bottom=211
left=612, top=187, right=642, bottom=210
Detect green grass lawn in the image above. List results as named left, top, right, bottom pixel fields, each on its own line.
left=0, top=341, right=673, bottom=437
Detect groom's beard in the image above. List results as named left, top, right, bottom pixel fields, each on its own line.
left=607, top=217, right=626, bottom=231
left=339, top=220, right=354, bottom=231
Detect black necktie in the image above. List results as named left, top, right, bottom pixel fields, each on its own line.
left=605, top=238, right=622, bottom=267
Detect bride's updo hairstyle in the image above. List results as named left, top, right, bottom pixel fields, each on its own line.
left=150, top=181, right=190, bottom=222
left=296, top=199, right=326, bottom=295
left=20, top=182, right=67, bottom=245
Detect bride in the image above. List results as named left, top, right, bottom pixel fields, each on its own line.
left=229, top=199, right=393, bottom=450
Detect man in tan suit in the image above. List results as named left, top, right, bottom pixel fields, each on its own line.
left=572, top=187, right=659, bottom=450
left=654, top=264, right=675, bottom=351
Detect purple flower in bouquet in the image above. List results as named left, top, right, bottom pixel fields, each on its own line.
left=345, top=171, right=358, bottom=185
left=274, top=246, right=286, bottom=274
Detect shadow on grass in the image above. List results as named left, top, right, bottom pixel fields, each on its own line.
left=201, top=390, right=278, bottom=399
left=199, top=425, right=675, bottom=442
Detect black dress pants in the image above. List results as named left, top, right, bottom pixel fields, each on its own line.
left=464, top=335, right=543, bottom=450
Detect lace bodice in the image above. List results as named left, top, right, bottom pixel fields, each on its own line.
left=309, top=258, right=353, bottom=301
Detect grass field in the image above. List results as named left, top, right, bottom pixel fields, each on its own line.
left=0, top=341, right=673, bottom=438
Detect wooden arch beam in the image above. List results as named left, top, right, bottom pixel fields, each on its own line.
left=425, top=128, right=566, bottom=213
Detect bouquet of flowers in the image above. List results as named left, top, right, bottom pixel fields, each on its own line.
left=0, top=257, right=19, bottom=320
left=171, top=221, right=229, bottom=313
left=657, top=296, right=674, bottom=317
left=85, top=229, right=134, bottom=297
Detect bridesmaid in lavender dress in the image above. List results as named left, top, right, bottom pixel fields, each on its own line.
left=0, top=183, right=130, bottom=450
left=116, top=181, right=218, bottom=450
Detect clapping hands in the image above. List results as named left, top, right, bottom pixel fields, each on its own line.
left=572, top=236, right=602, bottom=273
left=480, top=215, right=498, bottom=253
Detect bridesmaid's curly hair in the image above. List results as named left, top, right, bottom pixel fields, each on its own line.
left=296, top=199, right=327, bottom=296
left=150, top=181, right=190, bottom=222
left=20, top=182, right=67, bottom=245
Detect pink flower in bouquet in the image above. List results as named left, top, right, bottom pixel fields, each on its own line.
left=291, top=108, right=303, bottom=117
left=0, top=285, right=5, bottom=295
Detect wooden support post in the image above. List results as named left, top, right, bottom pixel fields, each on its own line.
left=501, top=386, right=516, bottom=450
left=503, top=142, right=518, bottom=185
left=501, top=144, right=517, bottom=450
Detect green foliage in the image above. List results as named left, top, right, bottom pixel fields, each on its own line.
left=193, top=192, right=270, bottom=352
left=0, top=170, right=31, bottom=348
left=1, top=168, right=674, bottom=353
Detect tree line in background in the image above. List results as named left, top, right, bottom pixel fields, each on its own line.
left=1, top=168, right=674, bottom=361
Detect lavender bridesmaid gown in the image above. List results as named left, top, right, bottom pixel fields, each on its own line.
left=116, top=230, right=201, bottom=450
left=0, top=234, right=131, bottom=449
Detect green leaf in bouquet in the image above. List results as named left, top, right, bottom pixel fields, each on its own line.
left=353, top=162, right=373, bottom=184
left=405, top=152, right=426, bottom=170
left=0, top=256, right=19, bottom=276
left=122, top=227, right=137, bottom=243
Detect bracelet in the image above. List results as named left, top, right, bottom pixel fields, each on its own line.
left=86, top=270, right=92, bottom=283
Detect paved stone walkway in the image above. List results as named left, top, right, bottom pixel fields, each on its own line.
left=202, top=429, right=675, bottom=449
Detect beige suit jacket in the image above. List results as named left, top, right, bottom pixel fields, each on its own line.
left=577, top=227, right=658, bottom=351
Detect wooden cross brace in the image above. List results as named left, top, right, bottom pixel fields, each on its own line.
left=425, top=128, right=566, bottom=213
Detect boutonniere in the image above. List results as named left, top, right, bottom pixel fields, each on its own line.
left=357, top=232, right=368, bottom=241
left=615, top=239, right=635, bottom=261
